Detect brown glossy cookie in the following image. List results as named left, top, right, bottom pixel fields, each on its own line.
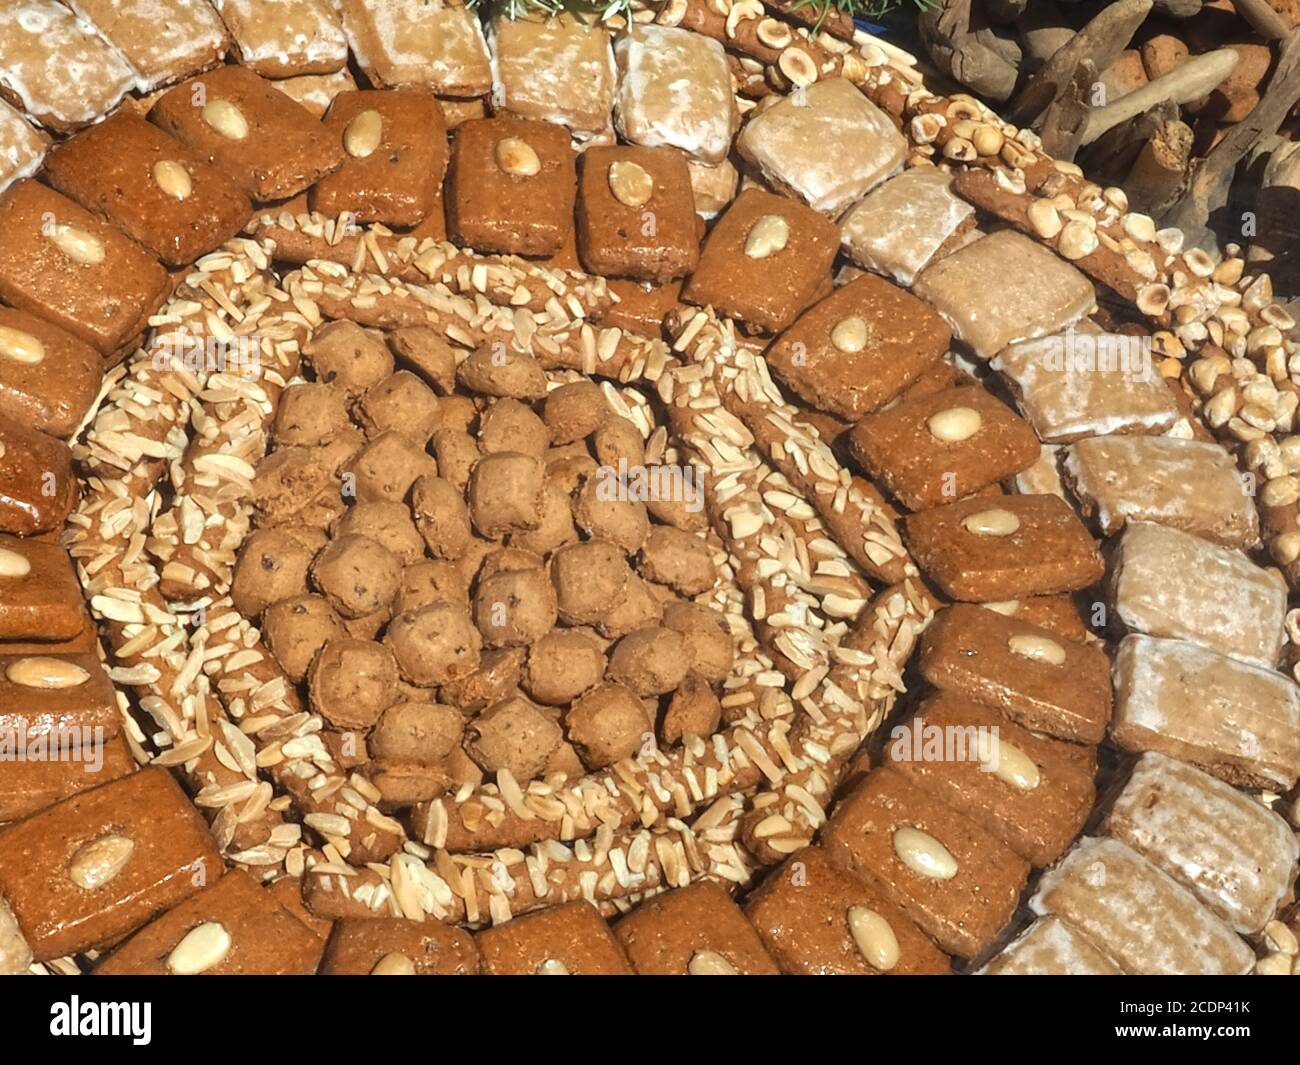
left=150, top=65, right=345, bottom=201
left=313, top=89, right=449, bottom=228
left=745, top=846, right=951, bottom=975
left=615, top=881, right=779, bottom=975
left=42, top=111, right=251, bottom=268
left=904, top=494, right=1104, bottom=601
left=478, top=900, right=632, bottom=975
left=848, top=386, right=1039, bottom=510
left=0, top=767, right=221, bottom=961
left=0, top=181, right=169, bottom=357
left=683, top=187, right=838, bottom=335
left=885, top=690, right=1096, bottom=866
left=576, top=144, right=699, bottom=282
left=95, top=870, right=325, bottom=975
left=766, top=273, right=950, bottom=422
left=446, top=115, right=576, bottom=257
left=822, top=766, right=1030, bottom=960
left=918, top=603, right=1112, bottom=744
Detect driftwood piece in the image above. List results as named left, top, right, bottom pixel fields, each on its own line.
left=1039, top=58, right=1098, bottom=159
left=1125, top=117, right=1195, bottom=213
left=1232, top=0, right=1292, bottom=40
left=984, top=0, right=1030, bottom=21
left=920, top=0, right=1021, bottom=101
left=1152, top=0, right=1204, bottom=15
left=1081, top=48, right=1241, bottom=144
left=1009, top=0, right=1154, bottom=124
left=1162, top=28, right=1300, bottom=245
left=1078, top=99, right=1179, bottom=182
left=1019, top=0, right=1077, bottom=71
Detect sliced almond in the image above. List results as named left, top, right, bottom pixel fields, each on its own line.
left=892, top=825, right=958, bottom=880
left=202, top=99, right=249, bottom=141
left=0, top=325, right=45, bottom=365
left=778, top=47, right=818, bottom=89
left=370, top=951, right=416, bottom=975
left=926, top=406, right=981, bottom=442
left=981, top=737, right=1041, bottom=791
left=846, top=905, right=900, bottom=971
left=744, top=214, right=789, bottom=259
left=167, top=921, right=232, bottom=974
left=1007, top=633, right=1066, bottom=665
left=344, top=109, right=383, bottom=159
left=0, top=547, right=31, bottom=578
left=608, top=160, right=655, bottom=208
left=495, top=137, right=540, bottom=177
left=536, top=958, right=571, bottom=974
left=6, top=656, right=91, bottom=689
left=152, top=160, right=193, bottom=201
left=961, top=508, right=1020, bottom=537
left=830, top=315, right=869, bottom=354
left=68, top=833, right=135, bottom=890
left=48, top=224, right=105, bottom=266
left=687, top=949, right=738, bottom=974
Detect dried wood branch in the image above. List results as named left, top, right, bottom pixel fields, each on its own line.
left=1080, top=47, right=1241, bottom=144
left=1162, top=29, right=1300, bottom=243
left=1231, top=0, right=1291, bottom=41
left=1125, top=117, right=1195, bottom=214
left=1009, top=0, right=1154, bottom=124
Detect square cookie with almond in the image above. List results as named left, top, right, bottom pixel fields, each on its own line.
left=576, top=144, right=699, bottom=282
left=683, top=188, right=838, bottom=334
left=847, top=386, right=1039, bottom=510
left=0, top=181, right=170, bottom=356
left=904, top=493, right=1105, bottom=601
left=312, top=89, right=448, bottom=228
left=42, top=111, right=251, bottom=268
left=447, top=115, right=576, bottom=257
left=150, top=66, right=345, bottom=202
left=766, top=273, right=950, bottom=421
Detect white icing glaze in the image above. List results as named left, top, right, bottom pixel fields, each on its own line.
left=840, top=165, right=973, bottom=284
left=338, top=0, right=491, bottom=94
left=1030, top=837, right=1255, bottom=976
left=1107, top=751, right=1300, bottom=934
left=0, top=97, right=47, bottom=195
left=992, top=326, right=1180, bottom=443
left=488, top=15, right=614, bottom=135
left=214, top=0, right=349, bottom=72
left=1113, top=634, right=1300, bottom=790
left=0, top=2, right=136, bottom=128
left=736, top=78, right=905, bottom=217
left=613, top=25, right=736, bottom=165
left=65, top=0, right=228, bottom=90
left=1111, top=521, right=1285, bottom=668
left=979, top=915, right=1122, bottom=975
left=1063, top=435, right=1258, bottom=544
left=912, top=231, right=1096, bottom=360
